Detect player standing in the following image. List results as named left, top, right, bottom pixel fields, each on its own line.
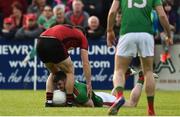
left=107, top=0, right=172, bottom=115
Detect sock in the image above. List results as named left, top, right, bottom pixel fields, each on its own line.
left=125, top=67, right=131, bottom=79
left=147, top=96, right=155, bottom=115
left=115, top=86, right=124, bottom=99
left=46, top=92, right=53, bottom=103
left=66, top=94, right=74, bottom=105
left=137, top=71, right=144, bottom=85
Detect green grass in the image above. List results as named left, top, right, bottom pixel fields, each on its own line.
left=0, top=90, right=180, bottom=116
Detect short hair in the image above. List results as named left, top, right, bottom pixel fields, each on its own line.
left=53, top=71, right=67, bottom=83
left=88, top=16, right=99, bottom=26
left=11, top=1, right=23, bottom=12
left=53, top=4, right=65, bottom=14
left=43, top=5, right=52, bottom=11
left=72, top=0, right=84, bottom=10
left=72, top=0, right=83, bottom=4
left=163, top=0, right=173, bottom=7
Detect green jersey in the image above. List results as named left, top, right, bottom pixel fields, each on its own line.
left=73, top=81, right=103, bottom=107
left=119, top=0, right=162, bottom=35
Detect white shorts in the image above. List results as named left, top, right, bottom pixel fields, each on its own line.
left=95, top=92, right=116, bottom=107
left=116, top=32, right=154, bottom=57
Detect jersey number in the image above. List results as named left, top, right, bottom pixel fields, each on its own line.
left=128, top=0, right=147, bottom=8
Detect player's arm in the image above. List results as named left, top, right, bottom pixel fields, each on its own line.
left=155, top=6, right=173, bottom=45
left=107, top=0, right=119, bottom=47
left=80, top=49, right=92, bottom=96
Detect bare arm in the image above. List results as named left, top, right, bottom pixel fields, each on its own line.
left=80, top=49, right=92, bottom=95
left=81, top=49, right=91, bottom=84
left=155, top=6, right=173, bottom=44
left=107, top=0, right=119, bottom=32
left=107, top=0, right=119, bottom=47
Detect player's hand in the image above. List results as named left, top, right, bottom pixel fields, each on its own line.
left=86, top=83, right=92, bottom=98
left=165, top=37, right=173, bottom=46
left=107, top=30, right=116, bottom=47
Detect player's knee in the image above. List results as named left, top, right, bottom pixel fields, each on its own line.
left=143, top=68, right=153, bottom=75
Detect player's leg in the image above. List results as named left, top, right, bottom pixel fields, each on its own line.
left=36, top=38, right=62, bottom=107
left=126, top=69, right=159, bottom=108
left=56, top=56, right=75, bottom=106
left=123, top=85, right=143, bottom=107
left=140, top=57, right=155, bottom=116
left=124, top=62, right=158, bottom=107
left=108, top=33, right=137, bottom=115
left=95, top=92, right=116, bottom=107
left=112, top=56, right=132, bottom=97
left=123, top=71, right=144, bottom=107
left=45, top=73, right=55, bottom=106
left=108, top=55, right=131, bottom=115
left=137, top=32, right=155, bottom=115
left=44, top=63, right=62, bottom=107
left=45, top=63, right=59, bottom=91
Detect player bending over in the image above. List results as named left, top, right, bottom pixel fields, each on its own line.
left=36, top=24, right=92, bottom=107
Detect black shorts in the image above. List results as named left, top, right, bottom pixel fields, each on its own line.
left=36, top=37, right=69, bottom=63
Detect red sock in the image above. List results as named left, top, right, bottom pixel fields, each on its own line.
left=125, top=68, right=131, bottom=79
left=46, top=92, right=53, bottom=103
left=137, top=71, right=144, bottom=85
left=137, top=76, right=144, bottom=84
left=66, top=94, right=74, bottom=102
left=116, top=91, right=123, bottom=99
left=147, top=96, right=155, bottom=116
left=66, top=94, right=74, bottom=106
left=115, top=86, right=124, bottom=99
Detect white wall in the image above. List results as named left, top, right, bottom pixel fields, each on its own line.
left=154, top=45, right=180, bottom=90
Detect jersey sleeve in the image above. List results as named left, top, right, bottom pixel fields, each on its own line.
left=153, top=0, right=162, bottom=8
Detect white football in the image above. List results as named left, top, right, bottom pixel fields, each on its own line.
left=53, top=90, right=66, bottom=105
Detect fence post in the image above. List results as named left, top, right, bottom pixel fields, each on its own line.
left=33, top=39, right=37, bottom=91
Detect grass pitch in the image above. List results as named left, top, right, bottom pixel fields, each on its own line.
left=0, top=90, right=180, bottom=116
